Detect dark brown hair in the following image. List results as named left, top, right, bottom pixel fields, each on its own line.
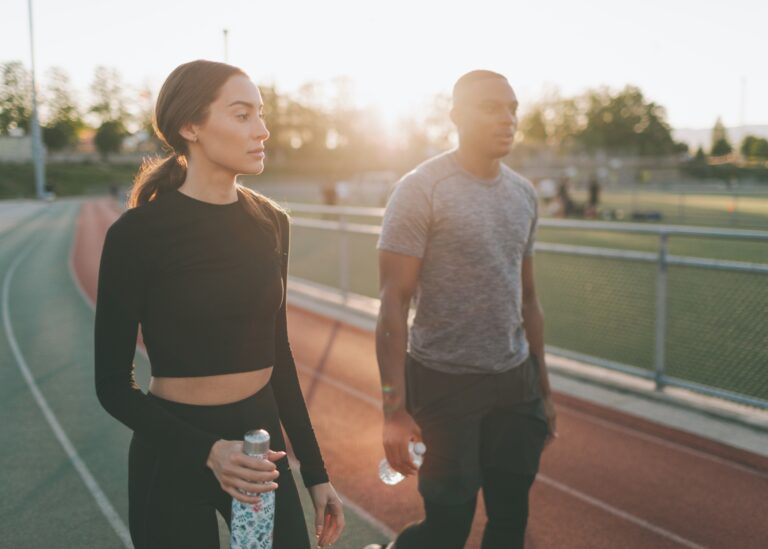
left=128, top=59, right=284, bottom=250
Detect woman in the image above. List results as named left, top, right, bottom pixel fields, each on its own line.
left=94, top=60, right=344, bottom=548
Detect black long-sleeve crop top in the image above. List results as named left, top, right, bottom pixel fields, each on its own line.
left=94, top=188, right=328, bottom=486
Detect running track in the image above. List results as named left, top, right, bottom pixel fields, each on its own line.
left=73, top=198, right=768, bottom=549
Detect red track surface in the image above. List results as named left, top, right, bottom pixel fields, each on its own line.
left=75, top=199, right=768, bottom=549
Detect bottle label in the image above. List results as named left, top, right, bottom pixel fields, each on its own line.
left=230, top=491, right=275, bottom=549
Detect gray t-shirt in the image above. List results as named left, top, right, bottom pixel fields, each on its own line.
left=377, top=149, right=538, bottom=374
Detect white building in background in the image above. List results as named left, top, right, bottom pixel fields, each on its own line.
left=0, top=135, right=45, bottom=163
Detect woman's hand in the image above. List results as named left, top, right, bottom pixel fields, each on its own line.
left=308, top=482, right=345, bottom=547
left=206, top=439, right=286, bottom=503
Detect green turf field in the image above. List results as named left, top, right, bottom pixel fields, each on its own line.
left=567, top=189, right=768, bottom=230
left=282, top=190, right=768, bottom=405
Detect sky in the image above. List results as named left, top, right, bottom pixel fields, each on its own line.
left=2, top=0, right=767, bottom=130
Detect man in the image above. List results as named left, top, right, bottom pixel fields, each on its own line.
left=366, top=70, right=557, bottom=549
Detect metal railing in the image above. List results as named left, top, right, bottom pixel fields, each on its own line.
left=283, top=202, right=768, bottom=409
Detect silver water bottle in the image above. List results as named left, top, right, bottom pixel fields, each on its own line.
left=230, top=429, right=276, bottom=549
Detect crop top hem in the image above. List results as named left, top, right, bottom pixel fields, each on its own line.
left=149, top=360, right=275, bottom=378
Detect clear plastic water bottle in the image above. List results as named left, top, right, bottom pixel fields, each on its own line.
left=230, top=429, right=276, bottom=549
left=378, top=441, right=426, bottom=485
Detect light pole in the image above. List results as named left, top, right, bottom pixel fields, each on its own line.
left=223, top=29, right=229, bottom=63
left=27, top=0, right=46, bottom=199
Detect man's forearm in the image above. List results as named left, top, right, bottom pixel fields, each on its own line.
left=523, top=297, right=551, bottom=397
left=375, top=295, right=410, bottom=418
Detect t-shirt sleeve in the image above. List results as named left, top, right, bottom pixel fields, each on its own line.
left=271, top=211, right=329, bottom=487
left=94, top=214, right=221, bottom=469
left=377, top=173, right=432, bottom=258
left=524, top=185, right=539, bottom=257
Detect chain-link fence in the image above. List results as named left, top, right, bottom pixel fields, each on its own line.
left=284, top=203, right=768, bottom=408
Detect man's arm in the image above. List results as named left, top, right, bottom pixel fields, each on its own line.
left=521, top=256, right=558, bottom=444
left=376, top=250, right=423, bottom=475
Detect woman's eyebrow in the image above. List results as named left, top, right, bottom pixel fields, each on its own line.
left=227, top=100, right=263, bottom=109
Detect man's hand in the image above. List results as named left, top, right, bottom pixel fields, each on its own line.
left=543, top=396, right=558, bottom=448
left=383, top=409, right=422, bottom=476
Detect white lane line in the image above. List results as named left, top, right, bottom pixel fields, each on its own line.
left=3, top=237, right=132, bottom=548
left=293, top=358, right=710, bottom=549
left=537, top=475, right=707, bottom=549
left=557, top=404, right=768, bottom=480
left=296, top=361, right=381, bottom=409
left=336, top=492, right=397, bottom=540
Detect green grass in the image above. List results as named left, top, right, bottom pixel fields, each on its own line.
left=284, top=189, right=768, bottom=405
left=570, top=189, right=768, bottom=230
left=0, top=161, right=140, bottom=199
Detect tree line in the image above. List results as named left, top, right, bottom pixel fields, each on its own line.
left=2, top=61, right=766, bottom=176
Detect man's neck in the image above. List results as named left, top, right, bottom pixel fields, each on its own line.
left=455, top=146, right=501, bottom=180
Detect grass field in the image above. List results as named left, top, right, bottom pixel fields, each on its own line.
left=568, top=188, right=768, bottom=230
left=276, top=185, right=768, bottom=405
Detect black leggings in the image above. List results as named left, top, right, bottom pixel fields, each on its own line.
left=128, top=383, right=310, bottom=549
left=395, top=468, right=536, bottom=549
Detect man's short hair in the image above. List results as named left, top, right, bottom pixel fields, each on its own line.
left=452, top=70, right=509, bottom=105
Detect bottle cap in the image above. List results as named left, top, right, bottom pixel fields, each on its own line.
left=413, top=441, right=426, bottom=455
left=243, top=429, right=270, bottom=456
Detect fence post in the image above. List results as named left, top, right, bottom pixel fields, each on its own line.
left=654, top=232, right=669, bottom=391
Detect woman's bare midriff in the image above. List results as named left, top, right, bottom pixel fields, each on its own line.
left=148, top=367, right=274, bottom=405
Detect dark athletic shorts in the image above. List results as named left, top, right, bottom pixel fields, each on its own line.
left=405, top=353, right=548, bottom=504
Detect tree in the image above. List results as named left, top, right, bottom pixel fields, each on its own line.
left=751, top=138, right=768, bottom=159
left=94, top=120, right=127, bottom=161
left=89, top=66, right=130, bottom=127
left=42, top=67, right=84, bottom=150
left=131, top=84, right=163, bottom=152
left=0, top=61, right=32, bottom=135
left=740, top=135, right=768, bottom=159
left=711, top=138, right=733, bottom=156
left=259, top=84, right=281, bottom=155
left=710, top=117, right=732, bottom=156
left=741, top=136, right=756, bottom=157
left=575, top=85, right=680, bottom=155
left=519, top=107, right=548, bottom=144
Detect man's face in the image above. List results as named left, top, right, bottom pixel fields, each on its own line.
left=453, top=78, right=518, bottom=158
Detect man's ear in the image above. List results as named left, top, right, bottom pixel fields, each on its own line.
left=449, top=106, right=460, bottom=128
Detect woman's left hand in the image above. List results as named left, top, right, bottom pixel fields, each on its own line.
left=308, top=482, right=345, bottom=547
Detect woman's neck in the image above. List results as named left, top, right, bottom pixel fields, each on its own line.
left=179, top=157, right=239, bottom=204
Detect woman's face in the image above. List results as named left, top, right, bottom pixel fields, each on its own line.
left=189, top=74, right=270, bottom=175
